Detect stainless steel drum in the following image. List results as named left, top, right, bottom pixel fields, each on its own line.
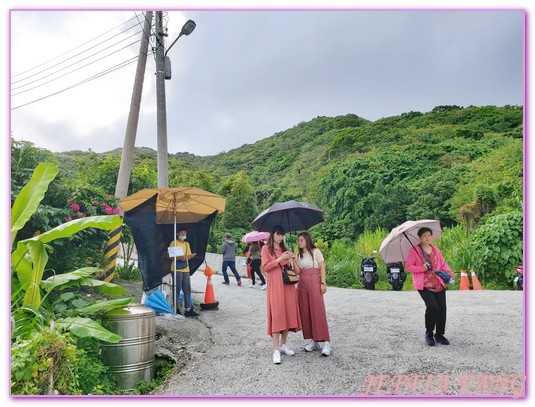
left=101, top=303, right=156, bottom=390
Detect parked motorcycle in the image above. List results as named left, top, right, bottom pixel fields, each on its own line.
left=514, top=265, right=523, bottom=290
left=360, top=250, right=379, bottom=290
left=386, top=262, right=407, bottom=291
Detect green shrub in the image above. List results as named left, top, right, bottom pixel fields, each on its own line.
left=470, top=211, right=523, bottom=284
left=115, top=262, right=142, bottom=281
left=11, top=328, right=81, bottom=395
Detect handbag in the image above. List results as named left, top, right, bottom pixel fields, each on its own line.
left=436, top=271, right=453, bottom=285
left=281, top=265, right=299, bottom=285
left=175, top=259, right=188, bottom=270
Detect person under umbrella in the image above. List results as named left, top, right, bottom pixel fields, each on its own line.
left=261, top=225, right=301, bottom=364
left=291, top=231, right=332, bottom=356
left=405, top=227, right=454, bottom=346
left=169, top=230, right=198, bottom=317
left=246, top=241, right=266, bottom=289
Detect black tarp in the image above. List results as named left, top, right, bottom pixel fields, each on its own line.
left=124, top=195, right=217, bottom=291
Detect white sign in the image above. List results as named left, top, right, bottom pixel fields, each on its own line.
left=168, top=246, right=184, bottom=257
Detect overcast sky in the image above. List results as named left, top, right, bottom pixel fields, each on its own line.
left=10, top=8, right=524, bottom=157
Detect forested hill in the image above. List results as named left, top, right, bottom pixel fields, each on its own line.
left=183, top=104, right=522, bottom=240
left=33, top=104, right=522, bottom=243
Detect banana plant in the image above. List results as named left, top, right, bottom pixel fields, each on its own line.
left=11, top=163, right=130, bottom=342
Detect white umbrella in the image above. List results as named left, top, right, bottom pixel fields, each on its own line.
left=379, top=219, right=442, bottom=263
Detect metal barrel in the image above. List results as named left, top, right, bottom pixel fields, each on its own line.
left=101, top=304, right=156, bottom=390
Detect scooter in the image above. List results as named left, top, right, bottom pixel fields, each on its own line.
left=386, top=262, right=407, bottom=291
left=360, top=250, right=379, bottom=290
left=514, top=265, right=523, bottom=290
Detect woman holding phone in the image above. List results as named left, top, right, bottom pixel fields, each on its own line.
left=261, top=225, right=301, bottom=364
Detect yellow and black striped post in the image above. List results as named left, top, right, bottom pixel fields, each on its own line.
left=101, top=221, right=123, bottom=282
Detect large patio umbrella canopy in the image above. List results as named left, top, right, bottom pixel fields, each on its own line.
left=379, top=219, right=442, bottom=263
left=118, top=187, right=226, bottom=224
left=118, top=188, right=225, bottom=292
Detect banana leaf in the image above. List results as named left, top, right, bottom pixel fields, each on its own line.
left=56, top=317, right=122, bottom=343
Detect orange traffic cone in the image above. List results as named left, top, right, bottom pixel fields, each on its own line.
left=200, top=263, right=219, bottom=310
left=460, top=270, right=470, bottom=290
left=470, top=269, right=483, bottom=290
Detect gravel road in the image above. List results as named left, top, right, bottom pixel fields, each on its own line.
left=121, top=272, right=525, bottom=398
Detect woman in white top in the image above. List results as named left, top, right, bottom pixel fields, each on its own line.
left=292, top=231, right=332, bottom=356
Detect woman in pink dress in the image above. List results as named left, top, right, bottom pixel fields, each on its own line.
left=261, top=225, right=301, bottom=364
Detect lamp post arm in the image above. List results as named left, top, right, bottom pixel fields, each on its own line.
left=164, top=33, right=184, bottom=58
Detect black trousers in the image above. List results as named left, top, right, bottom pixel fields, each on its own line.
left=418, top=288, right=447, bottom=335
left=250, top=259, right=265, bottom=285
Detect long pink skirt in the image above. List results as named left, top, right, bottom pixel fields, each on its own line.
left=297, top=268, right=330, bottom=342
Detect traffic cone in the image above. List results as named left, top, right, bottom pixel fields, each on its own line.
left=470, top=269, right=483, bottom=290
left=460, top=270, right=470, bottom=290
left=200, top=263, right=219, bottom=310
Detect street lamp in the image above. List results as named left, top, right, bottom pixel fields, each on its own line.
left=165, top=20, right=196, bottom=58
left=156, top=16, right=196, bottom=188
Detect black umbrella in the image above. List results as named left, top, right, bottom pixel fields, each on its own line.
left=252, top=200, right=324, bottom=233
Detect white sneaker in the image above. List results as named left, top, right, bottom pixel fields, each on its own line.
left=249, top=284, right=255, bottom=288
left=272, top=350, right=281, bottom=364
left=261, top=284, right=267, bottom=290
left=304, top=340, right=319, bottom=352
left=279, top=343, right=295, bottom=356
left=321, top=341, right=332, bottom=356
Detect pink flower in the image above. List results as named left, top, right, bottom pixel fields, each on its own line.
left=104, top=206, right=113, bottom=215
left=76, top=211, right=84, bottom=218
left=67, top=198, right=74, bottom=203
left=70, top=203, right=80, bottom=211
left=102, top=203, right=111, bottom=209
left=65, top=216, right=73, bottom=222
left=113, top=208, right=121, bottom=214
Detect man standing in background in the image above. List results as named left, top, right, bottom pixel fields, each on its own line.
left=221, top=233, right=242, bottom=286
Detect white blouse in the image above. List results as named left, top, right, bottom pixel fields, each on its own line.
left=295, top=248, right=324, bottom=269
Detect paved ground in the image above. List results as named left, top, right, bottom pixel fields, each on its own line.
left=121, top=272, right=525, bottom=398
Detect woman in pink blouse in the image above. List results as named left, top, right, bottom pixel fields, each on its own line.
left=261, top=225, right=301, bottom=364
left=405, top=227, right=454, bottom=346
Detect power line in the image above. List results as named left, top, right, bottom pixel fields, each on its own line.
left=12, top=32, right=142, bottom=94
left=11, top=55, right=140, bottom=110
left=11, top=11, right=156, bottom=110
left=11, top=14, right=138, bottom=79
left=12, top=24, right=142, bottom=87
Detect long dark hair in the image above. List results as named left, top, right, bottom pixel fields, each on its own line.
left=297, top=231, right=316, bottom=258
left=267, top=225, right=288, bottom=255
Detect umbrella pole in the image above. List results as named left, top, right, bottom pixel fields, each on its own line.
left=287, top=211, right=294, bottom=252
left=402, top=231, right=424, bottom=262
left=173, top=212, right=177, bottom=312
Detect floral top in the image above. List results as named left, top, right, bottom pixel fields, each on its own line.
left=422, top=249, right=444, bottom=292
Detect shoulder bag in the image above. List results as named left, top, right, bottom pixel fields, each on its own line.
left=281, top=264, right=299, bottom=285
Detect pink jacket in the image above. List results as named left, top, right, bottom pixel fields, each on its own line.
left=405, top=245, right=453, bottom=290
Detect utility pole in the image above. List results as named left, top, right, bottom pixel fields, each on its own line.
left=115, top=11, right=154, bottom=199
left=155, top=11, right=169, bottom=188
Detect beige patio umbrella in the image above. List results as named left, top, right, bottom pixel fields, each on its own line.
left=118, top=187, right=226, bottom=310
left=118, top=187, right=226, bottom=224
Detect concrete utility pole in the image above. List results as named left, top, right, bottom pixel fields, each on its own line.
left=115, top=11, right=154, bottom=199
left=155, top=11, right=169, bottom=188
